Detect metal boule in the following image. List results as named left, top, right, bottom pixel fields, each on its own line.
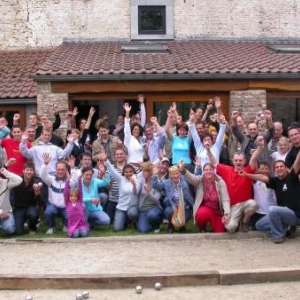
left=76, top=292, right=83, bottom=300
left=154, top=282, right=162, bottom=290
left=135, top=285, right=143, bottom=294
left=82, top=291, right=89, bottom=299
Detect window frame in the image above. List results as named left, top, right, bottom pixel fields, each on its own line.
left=131, top=0, right=174, bottom=40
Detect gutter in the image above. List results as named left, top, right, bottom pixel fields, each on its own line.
left=0, top=98, right=36, bottom=105
left=34, top=72, right=300, bottom=82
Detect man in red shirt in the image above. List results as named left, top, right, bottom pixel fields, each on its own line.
left=208, top=136, right=264, bottom=233
left=0, top=125, right=32, bottom=175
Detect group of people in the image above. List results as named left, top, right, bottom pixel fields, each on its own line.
left=0, top=95, right=299, bottom=244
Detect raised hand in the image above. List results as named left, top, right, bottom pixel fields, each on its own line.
left=89, top=107, right=96, bottom=117
left=193, top=156, right=201, bottom=168
left=67, top=133, right=75, bottom=143
left=72, top=107, right=79, bottom=116
left=256, top=135, right=265, bottom=147
left=214, top=96, right=222, bottom=108
left=137, top=94, right=145, bottom=103
left=123, top=102, right=132, bottom=112
left=13, top=113, right=20, bottom=122
left=150, top=116, right=157, bottom=124
left=21, top=132, right=29, bottom=142
left=42, top=152, right=52, bottom=165
left=219, top=114, right=226, bottom=124
left=264, top=110, right=272, bottom=121
left=177, top=115, right=183, bottom=123
left=231, top=110, right=240, bottom=121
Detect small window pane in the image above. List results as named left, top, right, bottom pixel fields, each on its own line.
left=138, top=6, right=166, bottom=35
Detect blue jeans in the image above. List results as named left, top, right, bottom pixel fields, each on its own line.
left=71, top=229, right=89, bottom=238
left=113, top=206, right=138, bottom=231
left=13, top=206, right=38, bottom=235
left=87, top=210, right=110, bottom=227
left=99, top=192, right=108, bottom=211
left=0, top=212, right=15, bottom=235
left=137, top=206, right=163, bottom=233
left=256, top=206, right=300, bottom=239
left=44, top=204, right=67, bottom=229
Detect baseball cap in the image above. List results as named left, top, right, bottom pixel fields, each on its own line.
left=161, top=157, right=170, bottom=164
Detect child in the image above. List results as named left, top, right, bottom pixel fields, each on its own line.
left=64, top=178, right=89, bottom=238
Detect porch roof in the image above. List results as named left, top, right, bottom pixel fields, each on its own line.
left=35, top=40, right=300, bottom=81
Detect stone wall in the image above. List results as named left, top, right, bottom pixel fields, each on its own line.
left=230, top=90, right=267, bottom=129
left=37, top=82, right=69, bottom=138
left=1, top=0, right=299, bottom=49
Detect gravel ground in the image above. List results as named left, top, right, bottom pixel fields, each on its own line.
left=2, top=282, right=300, bottom=300
left=1, top=235, right=300, bottom=275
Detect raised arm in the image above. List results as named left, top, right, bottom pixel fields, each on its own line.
left=123, top=103, right=132, bottom=147
left=201, top=101, right=214, bottom=122
left=19, top=132, right=33, bottom=159
left=165, top=110, right=174, bottom=142
left=85, top=107, right=96, bottom=130
left=0, top=168, right=22, bottom=188
left=137, top=94, right=146, bottom=127
left=292, top=147, right=300, bottom=174
left=264, top=110, right=274, bottom=143
left=53, top=104, right=61, bottom=131
left=231, top=111, right=245, bottom=144
left=206, top=144, right=218, bottom=167
left=240, top=170, right=270, bottom=184
left=249, top=136, right=265, bottom=170
left=188, top=112, right=203, bottom=153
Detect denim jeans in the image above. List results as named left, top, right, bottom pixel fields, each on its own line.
left=87, top=210, right=110, bottom=227
left=99, top=192, right=108, bottom=212
left=113, top=206, right=138, bottom=231
left=256, top=206, right=300, bottom=239
left=71, top=228, right=89, bottom=238
left=137, top=206, right=163, bottom=233
left=106, top=201, right=118, bottom=224
left=44, top=204, right=67, bottom=229
left=0, top=212, right=15, bottom=235
left=13, top=206, right=39, bottom=235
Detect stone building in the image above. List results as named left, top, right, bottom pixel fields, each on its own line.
left=1, top=0, right=300, bottom=131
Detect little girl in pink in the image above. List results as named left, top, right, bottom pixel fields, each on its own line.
left=64, top=179, right=89, bottom=238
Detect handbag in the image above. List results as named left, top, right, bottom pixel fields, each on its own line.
left=171, top=188, right=186, bottom=228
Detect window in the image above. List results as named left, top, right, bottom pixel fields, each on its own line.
left=138, top=6, right=166, bottom=35
left=131, top=0, right=174, bottom=40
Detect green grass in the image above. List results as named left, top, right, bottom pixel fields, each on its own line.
left=1, top=219, right=203, bottom=239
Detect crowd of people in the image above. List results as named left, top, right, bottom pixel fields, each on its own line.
left=0, top=95, right=300, bottom=244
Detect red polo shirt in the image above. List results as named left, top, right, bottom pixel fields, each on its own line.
left=1, top=138, right=31, bottom=175
left=216, top=164, right=255, bottom=206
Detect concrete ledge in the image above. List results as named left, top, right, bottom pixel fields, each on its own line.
left=1, top=231, right=269, bottom=245
left=219, top=267, right=300, bottom=285
left=0, top=271, right=219, bottom=290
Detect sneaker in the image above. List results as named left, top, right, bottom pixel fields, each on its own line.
left=36, top=219, right=43, bottom=228
left=46, top=228, right=55, bottom=235
left=273, top=237, right=285, bottom=244
left=286, top=226, right=297, bottom=239
left=62, top=226, right=68, bottom=233
left=29, top=230, right=36, bottom=235
left=154, top=229, right=160, bottom=233
left=240, top=221, right=250, bottom=232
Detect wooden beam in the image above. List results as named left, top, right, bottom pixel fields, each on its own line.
left=249, top=79, right=300, bottom=91
left=53, top=80, right=249, bottom=93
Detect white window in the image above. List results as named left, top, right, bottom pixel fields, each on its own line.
left=131, top=0, right=174, bottom=40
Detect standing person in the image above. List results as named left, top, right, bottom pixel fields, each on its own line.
left=143, top=117, right=166, bottom=163
left=64, top=177, right=89, bottom=238
left=207, top=136, right=265, bottom=233
left=0, top=167, right=23, bottom=235
left=0, top=116, right=10, bottom=168
left=40, top=153, right=68, bottom=234
left=152, top=165, right=194, bottom=233
left=20, top=128, right=74, bottom=177
left=231, top=110, right=274, bottom=164
left=0, top=125, right=31, bottom=175
left=123, top=102, right=145, bottom=165
left=81, top=166, right=111, bottom=228
left=179, top=162, right=230, bottom=233
left=11, top=163, right=43, bottom=235
left=136, top=162, right=163, bottom=233
left=92, top=122, right=124, bottom=165
left=102, top=153, right=139, bottom=231
left=242, top=149, right=300, bottom=244
left=285, top=123, right=300, bottom=168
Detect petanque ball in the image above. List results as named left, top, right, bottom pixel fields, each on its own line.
left=25, top=296, right=33, bottom=300
left=135, top=285, right=143, bottom=294
left=76, top=292, right=83, bottom=300
left=82, top=291, right=89, bottom=299
left=154, top=282, right=162, bottom=290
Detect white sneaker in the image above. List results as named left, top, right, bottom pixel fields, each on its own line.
left=62, top=226, right=68, bottom=233
left=154, top=229, right=160, bottom=233
left=46, top=228, right=54, bottom=235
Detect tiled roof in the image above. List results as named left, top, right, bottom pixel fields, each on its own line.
left=0, top=48, right=54, bottom=99
left=36, top=41, right=300, bottom=78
